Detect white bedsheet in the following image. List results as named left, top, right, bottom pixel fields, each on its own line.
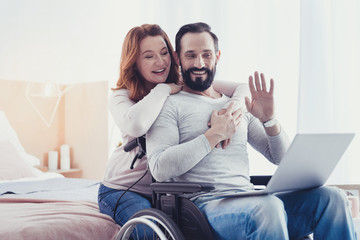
left=0, top=166, right=64, bottom=183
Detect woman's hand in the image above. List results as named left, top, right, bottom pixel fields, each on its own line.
left=245, top=72, right=275, bottom=123
left=166, top=83, right=183, bottom=95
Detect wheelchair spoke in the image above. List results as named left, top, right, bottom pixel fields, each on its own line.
left=116, top=208, right=184, bottom=240
left=130, top=221, right=175, bottom=240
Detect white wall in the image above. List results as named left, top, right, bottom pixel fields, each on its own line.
left=3, top=1, right=358, bottom=183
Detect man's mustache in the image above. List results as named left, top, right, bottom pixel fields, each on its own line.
left=187, top=67, right=211, bottom=73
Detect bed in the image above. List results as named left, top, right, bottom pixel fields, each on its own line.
left=0, top=111, right=120, bottom=240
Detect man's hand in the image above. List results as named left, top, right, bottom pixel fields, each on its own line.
left=245, top=71, right=275, bottom=123
left=214, top=107, right=242, bottom=149
left=205, top=102, right=242, bottom=149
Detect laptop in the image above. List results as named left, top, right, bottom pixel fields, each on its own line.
left=221, top=133, right=355, bottom=197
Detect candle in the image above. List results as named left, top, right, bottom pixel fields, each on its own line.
left=48, top=151, right=58, bottom=171
left=60, top=144, right=70, bottom=170
left=60, top=144, right=70, bottom=159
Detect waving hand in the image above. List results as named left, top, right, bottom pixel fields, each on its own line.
left=245, top=72, right=275, bottom=123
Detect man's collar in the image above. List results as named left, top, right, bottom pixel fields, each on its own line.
left=182, top=85, right=222, bottom=99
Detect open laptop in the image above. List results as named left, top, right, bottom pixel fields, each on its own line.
left=222, top=133, right=355, bottom=197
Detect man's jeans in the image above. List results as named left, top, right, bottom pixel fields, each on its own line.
left=98, top=184, right=152, bottom=238
left=193, top=186, right=357, bottom=240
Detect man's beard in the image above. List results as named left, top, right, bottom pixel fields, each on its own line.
left=182, top=66, right=216, bottom=91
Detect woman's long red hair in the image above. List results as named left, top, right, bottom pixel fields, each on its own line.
left=113, top=24, right=179, bottom=102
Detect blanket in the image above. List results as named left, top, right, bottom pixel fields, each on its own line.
left=0, top=198, right=120, bottom=240
left=0, top=178, right=120, bottom=240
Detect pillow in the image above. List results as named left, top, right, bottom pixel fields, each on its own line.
left=21, top=152, right=41, bottom=166
left=0, top=111, right=40, bottom=166
left=0, top=111, right=26, bottom=153
left=0, top=140, right=36, bottom=180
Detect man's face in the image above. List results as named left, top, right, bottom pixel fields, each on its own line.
left=177, top=32, right=220, bottom=91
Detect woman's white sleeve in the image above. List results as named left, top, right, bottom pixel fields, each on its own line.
left=109, top=84, right=171, bottom=137
left=213, top=80, right=250, bottom=110
left=212, top=80, right=239, bottom=97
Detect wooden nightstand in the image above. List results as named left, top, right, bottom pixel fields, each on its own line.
left=35, top=166, right=82, bottom=178
left=50, top=168, right=82, bottom=178
left=35, top=165, right=48, bottom=172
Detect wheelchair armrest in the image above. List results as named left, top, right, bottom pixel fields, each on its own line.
left=150, top=182, right=215, bottom=194
left=250, top=175, right=272, bottom=186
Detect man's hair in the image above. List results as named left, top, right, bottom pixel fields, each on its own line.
left=175, top=22, right=219, bottom=55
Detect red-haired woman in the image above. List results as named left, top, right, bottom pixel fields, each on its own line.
left=98, top=24, right=182, bottom=230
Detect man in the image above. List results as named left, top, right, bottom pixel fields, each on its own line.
left=146, top=22, right=356, bottom=240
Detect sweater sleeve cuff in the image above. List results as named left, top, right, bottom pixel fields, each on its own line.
left=268, top=127, right=290, bottom=149
left=199, top=134, right=212, bottom=154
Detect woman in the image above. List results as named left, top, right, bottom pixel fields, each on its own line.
left=98, top=24, right=248, bottom=229
left=98, top=24, right=182, bottom=228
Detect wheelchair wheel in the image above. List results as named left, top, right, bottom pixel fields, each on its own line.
left=115, top=208, right=184, bottom=240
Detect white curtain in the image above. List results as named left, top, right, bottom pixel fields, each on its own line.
left=299, top=0, right=360, bottom=184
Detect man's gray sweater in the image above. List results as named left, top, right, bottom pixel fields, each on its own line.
left=147, top=91, right=290, bottom=193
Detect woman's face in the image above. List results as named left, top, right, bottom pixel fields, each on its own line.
left=136, top=36, right=171, bottom=85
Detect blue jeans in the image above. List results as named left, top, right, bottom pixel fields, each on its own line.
left=193, top=186, right=357, bottom=240
left=98, top=184, right=152, bottom=238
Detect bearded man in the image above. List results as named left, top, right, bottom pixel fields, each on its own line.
left=146, top=22, right=356, bottom=240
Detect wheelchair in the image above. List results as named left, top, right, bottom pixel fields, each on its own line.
left=114, top=136, right=273, bottom=240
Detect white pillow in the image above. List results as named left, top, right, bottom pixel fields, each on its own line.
left=0, top=111, right=26, bottom=151
left=0, top=140, right=36, bottom=180
left=0, top=111, right=40, bottom=166
left=22, top=152, right=41, bottom=166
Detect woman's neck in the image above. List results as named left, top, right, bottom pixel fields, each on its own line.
left=144, top=81, right=157, bottom=91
